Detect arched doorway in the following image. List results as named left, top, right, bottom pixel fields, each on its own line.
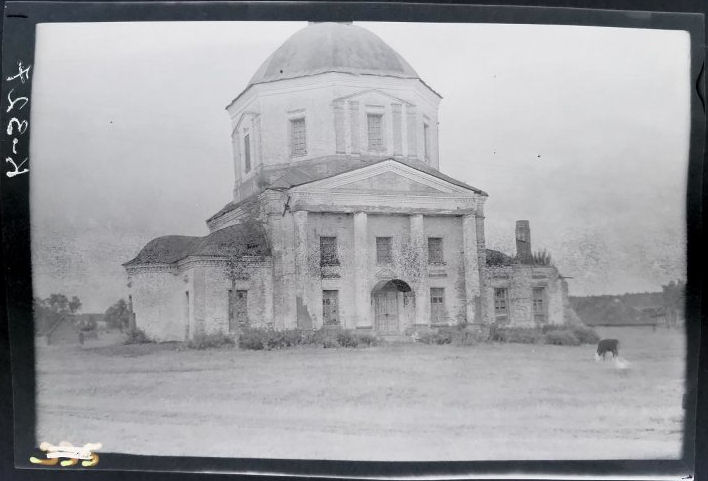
left=371, top=279, right=415, bottom=334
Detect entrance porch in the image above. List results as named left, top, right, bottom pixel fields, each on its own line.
left=370, top=279, right=415, bottom=334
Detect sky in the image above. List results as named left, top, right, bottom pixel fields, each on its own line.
left=29, top=21, right=690, bottom=312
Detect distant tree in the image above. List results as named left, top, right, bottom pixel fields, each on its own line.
left=68, top=296, right=82, bottom=314
left=104, top=299, right=131, bottom=331
left=662, top=280, right=685, bottom=328
left=33, top=293, right=79, bottom=334
left=33, top=297, right=60, bottom=334
left=46, top=293, right=70, bottom=314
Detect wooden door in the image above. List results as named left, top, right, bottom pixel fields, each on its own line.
left=374, top=291, right=399, bottom=333
left=229, top=290, right=248, bottom=333
left=322, top=290, right=339, bottom=326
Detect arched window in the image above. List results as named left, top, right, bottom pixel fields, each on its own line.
left=243, top=133, right=251, bottom=173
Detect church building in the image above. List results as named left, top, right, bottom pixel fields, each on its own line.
left=124, top=22, right=570, bottom=341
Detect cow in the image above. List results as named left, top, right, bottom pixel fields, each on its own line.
left=595, top=339, right=619, bottom=360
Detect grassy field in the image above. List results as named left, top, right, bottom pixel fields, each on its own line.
left=35, top=326, right=685, bottom=461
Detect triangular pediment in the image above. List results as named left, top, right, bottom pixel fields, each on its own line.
left=289, top=159, right=477, bottom=196
left=332, top=89, right=413, bottom=107
left=332, top=171, right=442, bottom=194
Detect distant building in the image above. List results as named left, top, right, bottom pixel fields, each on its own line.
left=124, top=22, right=569, bottom=341
left=38, top=317, right=83, bottom=346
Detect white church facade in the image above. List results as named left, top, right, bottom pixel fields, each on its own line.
left=124, top=22, right=569, bottom=341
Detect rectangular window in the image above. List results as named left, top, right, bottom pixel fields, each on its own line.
left=322, top=290, right=339, bottom=326
left=428, top=237, right=444, bottom=264
left=376, top=237, right=393, bottom=264
left=430, top=287, right=445, bottom=323
left=243, top=133, right=251, bottom=173
left=290, top=118, right=307, bottom=157
left=533, top=287, right=547, bottom=324
left=423, top=123, right=430, bottom=160
left=367, top=113, right=384, bottom=151
left=320, top=236, right=338, bottom=266
left=494, top=288, right=509, bottom=322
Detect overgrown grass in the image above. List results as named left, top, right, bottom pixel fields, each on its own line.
left=543, top=329, right=581, bottom=346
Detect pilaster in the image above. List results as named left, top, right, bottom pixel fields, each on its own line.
left=463, top=213, right=482, bottom=324
left=294, top=210, right=314, bottom=329
left=392, top=103, right=402, bottom=156
left=334, top=100, right=345, bottom=154
left=410, top=214, right=429, bottom=326
left=349, top=101, right=360, bottom=154
left=353, top=211, right=370, bottom=328
left=406, top=105, right=417, bottom=160
left=271, top=213, right=297, bottom=329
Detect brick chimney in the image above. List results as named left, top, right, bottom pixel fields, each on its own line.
left=515, top=220, right=532, bottom=264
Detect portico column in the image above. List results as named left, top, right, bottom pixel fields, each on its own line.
left=463, top=213, right=482, bottom=323
left=293, top=210, right=314, bottom=329
left=410, top=214, right=429, bottom=327
left=353, top=211, right=370, bottom=328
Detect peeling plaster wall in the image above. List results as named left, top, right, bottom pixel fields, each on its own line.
left=484, top=265, right=566, bottom=327
left=128, top=259, right=273, bottom=342
left=423, top=216, right=466, bottom=324
left=128, top=267, right=188, bottom=342
left=302, top=212, right=356, bottom=329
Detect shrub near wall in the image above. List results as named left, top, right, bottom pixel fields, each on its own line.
left=488, top=324, right=600, bottom=346
left=123, top=328, right=153, bottom=345
left=187, top=331, right=235, bottom=350
left=489, top=326, right=542, bottom=344
left=417, top=325, right=485, bottom=346
left=543, top=329, right=581, bottom=346
left=237, top=327, right=380, bottom=350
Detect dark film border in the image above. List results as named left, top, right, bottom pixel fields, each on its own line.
left=0, top=1, right=704, bottom=479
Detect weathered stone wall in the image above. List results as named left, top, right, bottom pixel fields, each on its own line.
left=276, top=211, right=471, bottom=332
left=197, top=259, right=273, bottom=334
left=422, top=216, right=467, bottom=325
left=303, top=212, right=356, bottom=329
left=128, top=258, right=273, bottom=341
left=483, top=264, right=566, bottom=328
left=128, top=266, right=188, bottom=342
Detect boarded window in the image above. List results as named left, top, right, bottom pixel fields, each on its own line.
left=322, top=290, right=339, bottom=326
left=320, top=236, right=339, bottom=266
left=243, top=133, right=251, bottom=173
left=290, top=118, right=307, bottom=157
left=376, top=237, right=392, bottom=264
left=367, top=114, right=384, bottom=151
left=430, top=287, right=445, bottom=323
left=494, top=288, right=509, bottom=322
left=428, top=237, right=444, bottom=264
left=423, top=123, right=430, bottom=160
left=533, top=287, right=547, bottom=324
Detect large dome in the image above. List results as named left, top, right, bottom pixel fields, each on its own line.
left=247, top=22, right=420, bottom=87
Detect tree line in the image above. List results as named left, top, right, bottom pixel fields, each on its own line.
left=34, top=294, right=133, bottom=333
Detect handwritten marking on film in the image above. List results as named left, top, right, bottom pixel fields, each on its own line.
left=30, top=441, right=101, bottom=467
left=5, top=60, right=31, bottom=178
